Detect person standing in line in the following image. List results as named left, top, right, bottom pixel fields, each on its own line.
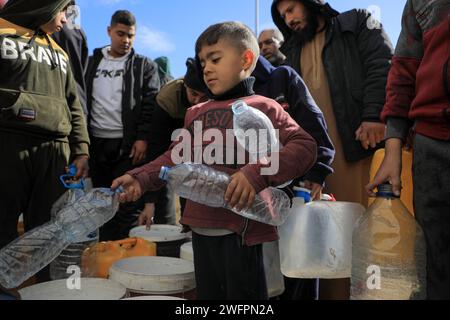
left=85, top=10, right=160, bottom=241
left=272, top=0, right=393, bottom=299
left=367, top=0, right=450, bottom=300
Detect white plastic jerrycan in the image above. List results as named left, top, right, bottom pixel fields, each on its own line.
left=278, top=188, right=365, bottom=279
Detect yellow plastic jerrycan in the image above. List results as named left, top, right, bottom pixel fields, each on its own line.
left=81, top=238, right=156, bottom=278
left=369, top=149, right=414, bottom=215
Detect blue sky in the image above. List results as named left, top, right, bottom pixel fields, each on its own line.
left=75, top=0, right=405, bottom=78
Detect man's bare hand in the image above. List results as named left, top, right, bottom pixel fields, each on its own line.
left=130, top=140, right=148, bottom=166
left=356, top=122, right=386, bottom=150
left=72, top=155, right=89, bottom=179
left=138, top=203, right=155, bottom=230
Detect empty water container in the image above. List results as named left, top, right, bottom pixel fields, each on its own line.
left=351, top=184, right=426, bottom=300
left=0, top=187, right=120, bottom=289
left=279, top=188, right=364, bottom=279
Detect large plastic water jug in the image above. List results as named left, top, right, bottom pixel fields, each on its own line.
left=351, top=184, right=426, bottom=300
left=279, top=188, right=364, bottom=279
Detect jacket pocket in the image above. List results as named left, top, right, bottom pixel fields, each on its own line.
left=0, top=89, right=72, bottom=136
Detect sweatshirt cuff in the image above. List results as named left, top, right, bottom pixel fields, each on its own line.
left=386, top=117, right=410, bottom=142
left=70, top=142, right=89, bottom=158
left=136, top=132, right=148, bottom=141
left=127, top=167, right=151, bottom=191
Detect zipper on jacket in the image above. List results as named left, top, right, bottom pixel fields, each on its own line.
left=241, top=218, right=249, bottom=247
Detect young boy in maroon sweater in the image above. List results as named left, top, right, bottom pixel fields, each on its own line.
left=112, top=21, right=317, bottom=300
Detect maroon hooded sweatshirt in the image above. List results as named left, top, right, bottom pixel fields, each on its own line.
left=128, top=78, right=317, bottom=246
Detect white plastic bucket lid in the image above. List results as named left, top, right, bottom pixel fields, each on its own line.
left=129, top=225, right=187, bottom=243
left=18, top=278, right=126, bottom=300
left=180, top=242, right=193, bottom=262
left=109, top=256, right=195, bottom=295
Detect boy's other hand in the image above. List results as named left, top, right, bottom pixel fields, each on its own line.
left=130, top=140, right=148, bottom=166
left=225, top=172, right=256, bottom=212
left=111, top=174, right=143, bottom=202
left=138, top=203, right=155, bottom=230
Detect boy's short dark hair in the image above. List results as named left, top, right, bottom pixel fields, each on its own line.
left=195, top=21, right=260, bottom=70
left=110, top=10, right=136, bottom=27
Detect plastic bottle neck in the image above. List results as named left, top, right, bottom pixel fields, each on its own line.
left=159, top=167, right=171, bottom=181
left=293, top=187, right=311, bottom=203
left=231, top=100, right=249, bottom=115
left=376, top=184, right=400, bottom=199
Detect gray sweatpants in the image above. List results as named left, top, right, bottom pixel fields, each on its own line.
left=413, top=133, right=450, bottom=300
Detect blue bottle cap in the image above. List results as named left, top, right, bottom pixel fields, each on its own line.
left=293, top=187, right=311, bottom=203
left=159, top=166, right=171, bottom=181
left=115, top=186, right=124, bottom=194
left=376, top=183, right=400, bottom=199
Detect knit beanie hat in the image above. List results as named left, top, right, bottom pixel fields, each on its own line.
left=184, top=57, right=207, bottom=93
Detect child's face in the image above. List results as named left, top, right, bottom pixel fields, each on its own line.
left=185, top=85, right=208, bottom=106
left=198, top=39, right=249, bottom=96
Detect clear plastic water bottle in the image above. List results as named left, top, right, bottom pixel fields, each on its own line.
left=159, top=163, right=291, bottom=226
left=232, top=100, right=282, bottom=160
left=351, top=184, right=427, bottom=300
left=50, top=178, right=99, bottom=280
left=0, top=188, right=120, bottom=289
left=232, top=100, right=291, bottom=188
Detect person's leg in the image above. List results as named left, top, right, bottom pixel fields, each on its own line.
left=318, top=278, right=351, bottom=300
left=153, top=186, right=176, bottom=225
left=192, top=232, right=226, bottom=300
left=100, top=153, right=145, bottom=240
left=281, top=278, right=318, bottom=300
left=89, top=137, right=120, bottom=188
left=413, top=134, right=450, bottom=300
left=223, top=234, right=268, bottom=300
left=0, top=132, right=30, bottom=250
left=25, top=139, right=70, bottom=282
left=90, top=138, right=129, bottom=241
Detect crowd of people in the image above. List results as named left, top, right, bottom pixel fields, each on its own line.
left=0, top=0, right=449, bottom=300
